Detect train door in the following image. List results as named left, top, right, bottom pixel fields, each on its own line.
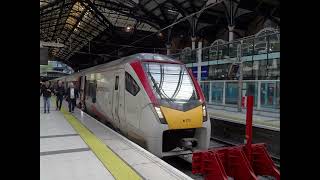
left=124, top=72, right=140, bottom=129
left=112, top=72, right=122, bottom=130
left=117, top=71, right=126, bottom=134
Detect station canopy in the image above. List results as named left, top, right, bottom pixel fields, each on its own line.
left=40, top=0, right=279, bottom=70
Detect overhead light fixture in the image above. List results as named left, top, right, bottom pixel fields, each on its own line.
left=125, top=26, right=134, bottom=32
left=167, top=9, right=178, bottom=14
left=40, top=41, right=65, bottom=48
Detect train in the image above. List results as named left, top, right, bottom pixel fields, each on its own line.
left=51, top=53, right=211, bottom=158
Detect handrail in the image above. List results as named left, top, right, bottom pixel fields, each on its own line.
left=169, top=31, right=280, bottom=56
left=199, top=80, right=280, bottom=111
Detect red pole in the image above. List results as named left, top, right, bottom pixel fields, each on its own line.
left=245, top=96, right=253, bottom=164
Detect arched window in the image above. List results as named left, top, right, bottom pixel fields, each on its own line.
left=209, top=39, right=227, bottom=60
left=254, top=28, right=280, bottom=54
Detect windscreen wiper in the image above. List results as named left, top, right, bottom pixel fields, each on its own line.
left=148, top=72, right=174, bottom=103
left=147, top=71, right=163, bottom=97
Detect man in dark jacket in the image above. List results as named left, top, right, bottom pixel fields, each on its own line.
left=41, top=81, right=53, bottom=113
left=65, top=82, right=79, bottom=113
left=55, top=80, right=65, bottom=111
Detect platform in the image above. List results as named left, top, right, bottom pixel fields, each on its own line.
left=40, top=97, right=192, bottom=180
left=207, top=106, right=280, bottom=131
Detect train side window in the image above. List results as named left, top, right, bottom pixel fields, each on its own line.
left=115, top=76, right=119, bottom=90
left=125, top=72, right=140, bottom=96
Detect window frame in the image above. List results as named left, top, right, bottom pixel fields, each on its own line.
left=115, top=76, right=119, bottom=90
left=125, top=72, right=140, bottom=96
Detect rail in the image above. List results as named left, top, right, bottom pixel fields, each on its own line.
left=169, top=31, right=280, bottom=64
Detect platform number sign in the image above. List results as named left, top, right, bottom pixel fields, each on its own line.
left=191, top=66, right=209, bottom=80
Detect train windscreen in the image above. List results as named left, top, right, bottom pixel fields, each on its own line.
left=143, top=62, right=198, bottom=103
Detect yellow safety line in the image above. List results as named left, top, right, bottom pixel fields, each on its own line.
left=60, top=106, right=142, bottom=180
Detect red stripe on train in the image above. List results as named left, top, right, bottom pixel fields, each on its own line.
left=91, top=105, right=113, bottom=123
left=130, top=60, right=158, bottom=105
left=187, top=68, right=205, bottom=103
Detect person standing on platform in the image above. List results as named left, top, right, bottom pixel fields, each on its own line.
left=66, top=82, right=79, bottom=113
left=41, top=81, right=52, bottom=113
left=55, top=80, right=65, bottom=111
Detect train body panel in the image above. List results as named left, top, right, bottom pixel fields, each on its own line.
left=51, top=53, right=211, bottom=158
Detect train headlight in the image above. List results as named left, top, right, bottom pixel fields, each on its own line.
left=155, top=107, right=163, bottom=118
left=155, top=107, right=166, bottom=124
left=202, top=105, right=207, bottom=122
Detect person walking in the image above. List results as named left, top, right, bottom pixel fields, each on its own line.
left=41, top=81, right=53, bottom=113
left=66, top=82, right=79, bottom=113
left=55, top=80, right=65, bottom=111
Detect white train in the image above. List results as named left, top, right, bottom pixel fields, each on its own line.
left=53, top=53, right=211, bottom=157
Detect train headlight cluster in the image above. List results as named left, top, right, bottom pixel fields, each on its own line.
left=155, top=107, right=166, bottom=124
left=155, top=107, right=163, bottom=118
left=202, top=105, right=207, bottom=122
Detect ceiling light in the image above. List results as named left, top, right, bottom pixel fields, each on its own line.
left=125, top=26, right=133, bottom=32
left=167, top=9, right=178, bottom=14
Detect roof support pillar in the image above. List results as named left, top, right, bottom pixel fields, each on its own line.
left=228, top=25, right=235, bottom=42
left=191, top=37, right=196, bottom=50
left=166, top=43, right=171, bottom=55
left=190, top=15, right=197, bottom=50
left=197, top=40, right=203, bottom=81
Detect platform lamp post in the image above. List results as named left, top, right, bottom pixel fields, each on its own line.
left=237, top=40, right=243, bottom=112
left=245, top=95, right=254, bottom=164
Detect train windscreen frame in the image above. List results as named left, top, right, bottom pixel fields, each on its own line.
left=142, top=62, right=199, bottom=104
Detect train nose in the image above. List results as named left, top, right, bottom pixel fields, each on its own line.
left=160, top=105, right=203, bottom=129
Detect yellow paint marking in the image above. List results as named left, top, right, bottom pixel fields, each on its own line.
left=60, top=107, right=142, bottom=180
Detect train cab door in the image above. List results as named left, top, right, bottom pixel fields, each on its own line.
left=124, top=72, right=140, bottom=130
left=112, top=72, right=124, bottom=130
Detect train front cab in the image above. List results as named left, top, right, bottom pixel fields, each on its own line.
left=129, top=59, right=211, bottom=158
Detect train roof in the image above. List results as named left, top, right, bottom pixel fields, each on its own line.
left=52, top=53, right=182, bottom=81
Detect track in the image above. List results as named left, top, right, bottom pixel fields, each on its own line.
left=211, top=137, right=280, bottom=170
left=164, top=137, right=280, bottom=179
left=210, top=118, right=280, bottom=161
left=163, top=139, right=234, bottom=180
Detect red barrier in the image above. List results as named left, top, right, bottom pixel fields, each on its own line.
left=192, top=96, right=280, bottom=180
left=192, top=145, right=279, bottom=180
left=193, top=146, right=257, bottom=180
left=192, top=150, right=230, bottom=180
left=252, top=144, right=280, bottom=180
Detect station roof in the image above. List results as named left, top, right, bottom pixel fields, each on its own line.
left=40, top=0, right=280, bottom=70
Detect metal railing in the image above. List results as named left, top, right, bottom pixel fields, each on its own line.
left=200, top=80, right=280, bottom=111
left=169, top=31, right=280, bottom=64
left=168, top=30, right=280, bottom=112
